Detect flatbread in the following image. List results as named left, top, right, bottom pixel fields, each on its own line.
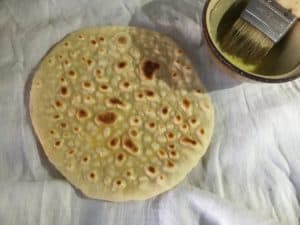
left=30, top=26, right=214, bottom=201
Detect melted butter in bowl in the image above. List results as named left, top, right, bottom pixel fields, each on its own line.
left=202, top=0, right=300, bottom=83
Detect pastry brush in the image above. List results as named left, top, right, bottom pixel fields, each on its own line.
left=220, top=0, right=298, bottom=65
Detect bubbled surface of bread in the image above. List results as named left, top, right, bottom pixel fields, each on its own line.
left=30, top=26, right=214, bottom=201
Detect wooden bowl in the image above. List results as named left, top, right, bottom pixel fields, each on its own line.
left=202, top=0, right=300, bottom=83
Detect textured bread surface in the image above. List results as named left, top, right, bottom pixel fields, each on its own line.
left=30, top=26, right=214, bottom=201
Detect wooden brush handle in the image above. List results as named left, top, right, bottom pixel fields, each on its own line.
left=276, top=0, right=300, bottom=17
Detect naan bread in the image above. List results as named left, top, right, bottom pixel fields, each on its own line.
left=30, top=26, right=214, bottom=201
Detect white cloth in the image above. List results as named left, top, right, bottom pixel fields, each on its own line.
left=0, top=0, right=300, bottom=224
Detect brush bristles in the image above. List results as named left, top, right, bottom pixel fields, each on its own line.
left=220, top=18, right=274, bottom=65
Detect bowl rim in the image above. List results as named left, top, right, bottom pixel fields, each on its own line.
left=201, top=0, right=300, bottom=83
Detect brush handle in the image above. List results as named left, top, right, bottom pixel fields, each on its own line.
left=276, top=0, right=300, bottom=17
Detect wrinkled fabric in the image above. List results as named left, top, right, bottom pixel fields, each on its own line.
left=0, top=0, right=300, bottom=225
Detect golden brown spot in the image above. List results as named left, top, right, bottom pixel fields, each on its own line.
left=168, top=144, right=175, bottom=150
left=81, top=155, right=90, bottom=164
left=123, top=81, right=130, bottom=88
left=185, top=65, right=192, bottom=70
left=73, top=127, right=80, bottom=133
left=49, top=130, right=55, bottom=135
left=60, top=122, right=67, bottom=128
left=90, top=40, right=97, bottom=45
left=78, top=109, right=87, bottom=117
left=159, top=150, right=165, bottom=156
left=60, top=77, right=65, bottom=82
left=148, top=166, right=156, bottom=173
left=126, top=171, right=131, bottom=176
left=170, top=151, right=177, bottom=156
left=64, top=42, right=69, bottom=47
left=196, top=89, right=202, bottom=94
left=118, top=36, right=127, bottom=44
left=138, top=93, right=144, bottom=99
left=124, top=139, right=138, bottom=152
left=117, top=153, right=124, bottom=161
left=142, top=60, right=160, bottom=80
left=68, top=70, right=75, bottom=77
left=169, top=150, right=179, bottom=160
left=96, top=112, right=117, bottom=125
left=175, top=59, right=180, bottom=64
left=109, top=97, right=124, bottom=106
left=167, top=160, right=175, bottom=168
left=123, top=137, right=139, bottom=154
left=54, top=140, right=61, bottom=147
left=64, top=60, right=69, bottom=65
left=172, top=72, right=178, bottom=78
left=181, top=137, right=197, bottom=146
left=99, top=36, right=105, bottom=41
left=68, top=149, right=75, bottom=155
left=130, top=129, right=138, bottom=137
left=149, top=122, right=156, bottom=128
left=87, top=59, right=92, bottom=66
left=109, top=137, right=120, bottom=148
left=157, top=150, right=167, bottom=159
left=200, top=128, right=205, bottom=135
left=95, top=70, right=102, bottom=80
left=78, top=34, right=83, bottom=39
left=162, top=107, right=169, bottom=115
left=76, top=109, right=89, bottom=119
left=115, top=178, right=125, bottom=187
left=129, top=116, right=142, bottom=127
left=191, top=118, right=197, bottom=124
left=60, top=86, right=68, bottom=96
left=176, top=49, right=183, bottom=55
left=100, top=84, right=108, bottom=91
left=145, top=90, right=155, bottom=97
left=167, top=132, right=174, bottom=139
left=55, top=100, right=62, bottom=108
left=182, top=98, right=191, bottom=109
left=176, top=115, right=181, bottom=122
left=83, top=81, right=91, bottom=88
left=53, top=114, right=60, bottom=120
left=89, top=172, right=95, bottom=179
left=118, top=61, right=127, bottom=69
left=58, top=55, right=63, bottom=59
